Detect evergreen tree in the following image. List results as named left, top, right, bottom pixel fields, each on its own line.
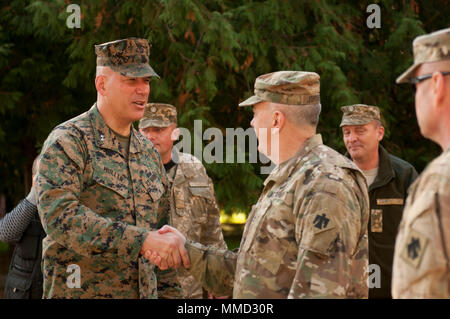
left=0, top=0, right=448, bottom=214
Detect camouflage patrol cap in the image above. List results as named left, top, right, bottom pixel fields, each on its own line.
left=238, top=71, right=320, bottom=107
left=95, top=37, right=159, bottom=78
left=340, top=104, right=381, bottom=127
left=396, top=27, right=450, bottom=84
left=139, top=103, right=177, bottom=129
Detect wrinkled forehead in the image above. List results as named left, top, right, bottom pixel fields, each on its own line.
left=141, top=124, right=175, bottom=130
left=415, top=59, right=450, bottom=76
left=341, top=121, right=378, bottom=130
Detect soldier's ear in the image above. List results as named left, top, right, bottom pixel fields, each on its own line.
left=432, top=71, right=447, bottom=108
left=171, top=127, right=180, bottom=141
left=272, top=110, right=286, bottom=130
left=377, top=125, right=385, bottom=141
left=95, top=75, right=107, bottom=96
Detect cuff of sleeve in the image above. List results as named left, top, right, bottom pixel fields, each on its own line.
left=26, top=187, right=37, bottom=206
left=119, top=226, right=149, bottom=262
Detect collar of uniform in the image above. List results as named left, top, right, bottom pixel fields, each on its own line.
left=171, top=148, right=185, bottom=186
left=263, top=134, right=323, bottom=186
left=129, top=127, right=145, bottom=154
left=89, top=103, right=143, bottom=154
left=369, top=144, right=395, bottom=191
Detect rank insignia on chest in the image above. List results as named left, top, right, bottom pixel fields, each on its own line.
left=370, top=209, right=383, bottom=233
left=401, top=228, right=428, bottom=268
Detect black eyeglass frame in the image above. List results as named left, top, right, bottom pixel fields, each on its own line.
left=409, top=71, right=450, bottom=92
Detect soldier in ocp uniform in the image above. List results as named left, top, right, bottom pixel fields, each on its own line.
left=149, top=71, right=370, bottom=298
left=340, top=104, right=418, bottom=298
left=392, top=27, right=450, bottom=298
left=36, top=38, right=189, bottom=299
left=138, top=103, right=227, bottom=298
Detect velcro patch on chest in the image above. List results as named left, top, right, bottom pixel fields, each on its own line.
left=377, top=198, right=404, bottom=205
left=370, top=209, right=383, bottom=233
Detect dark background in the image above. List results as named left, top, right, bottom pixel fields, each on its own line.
left=0, top=0, right=448, bottom=297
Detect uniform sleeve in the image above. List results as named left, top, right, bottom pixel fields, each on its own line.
left=185, top=240, right=237, bottom=296
left=155, top=267, right=183, bottom=299
left=289, top=176, right=368, bottom=298
left=37, top=129, right=148, bottom=262
left=0, top=199, right=37, bottom=243
left=198, top=175, right=227, bottom=250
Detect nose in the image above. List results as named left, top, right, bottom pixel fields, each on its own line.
left=136, top=80, right=150, bottom=96
left=348, top=131, right=358, bottom=143
left=250, top=118, right=255, bottom=128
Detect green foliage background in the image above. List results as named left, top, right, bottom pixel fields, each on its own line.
left=0, top=0, right=447, bottom=213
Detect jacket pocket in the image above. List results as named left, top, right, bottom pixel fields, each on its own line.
left=141, top=173, right=164, bottom=202
left=188, top=181, right=212, bottom=199
left=92, top=161, right=129, bottom=199
left=4, top=257, right=34, bottom=299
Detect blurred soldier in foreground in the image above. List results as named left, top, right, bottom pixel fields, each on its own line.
left=340, top=104, right=418, bottom=298
left=392, top=27, right=450, bottom=298
left=149, top=71, right=370, bottom=298
left=36, top=38, right=189, bottom=298
left=139, top=103, right=227, bottom=298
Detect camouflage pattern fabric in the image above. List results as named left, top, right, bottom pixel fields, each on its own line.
left=340, top=104, right=381, bottom=127
left=158, top=149, right=227, bottom=299
left=239, top=71, right=320, bottom=107
left=95, top=37, right=159, bottom=78
left=186, top=134, right=370, bottom=298
left=397, top=27, right=450, bottom=83
left=139, top=103, right=178, bottom=129
left=392, top=148, right=450, bottom=298
left=36, top=104, right=178, bottom=298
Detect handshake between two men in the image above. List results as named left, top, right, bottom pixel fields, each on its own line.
left=140, top=225, right=190, bottom=270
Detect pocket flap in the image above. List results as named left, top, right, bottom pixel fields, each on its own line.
left=5, top=271, right=33, bottom=291
left=92, top=164, right=129, bottom=199
left=145, top=178, right=165, bottom=202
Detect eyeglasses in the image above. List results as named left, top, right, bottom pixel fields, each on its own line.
left=409, top=71, right=450, bottom=93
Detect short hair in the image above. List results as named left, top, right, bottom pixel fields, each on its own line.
left=272, top=103, right=322, bottom=128
left=96, top=66, right=111, bottom=77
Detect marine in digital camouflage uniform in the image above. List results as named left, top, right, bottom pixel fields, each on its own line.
left=139, top=103, right=227, bottom=298
left=340, top=104, right=418, bottom=299
left=37, top=38, right=180, bottom=298
left=184, top=71, right=370, bottom=298
left=392, top=28, right=450, bottom=298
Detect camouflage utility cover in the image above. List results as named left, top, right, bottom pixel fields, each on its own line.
left=139, top=103, right=177, bottom=129
left=186, top=134, right=370, bottom=298
left=340, top=104, right=381, bottom=127
left=159, top=149, right=227, bottom=298
left=36, top=104, right=177, bottom=298
left=95, top=37, right=159, bottom=78
left=239, top=71, right=320, bottom=107
left=397, top=27, right=450, bottom=83
left=392, top=148, right=450, bottom=298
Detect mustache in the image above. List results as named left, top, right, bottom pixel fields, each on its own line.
left=347, top=143, right=363, bottom=148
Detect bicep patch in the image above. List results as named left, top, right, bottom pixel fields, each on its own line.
left=300, top=210, right=338, bottom=256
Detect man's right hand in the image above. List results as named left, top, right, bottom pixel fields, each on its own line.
left=141, top=225, right=190, bottom=270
